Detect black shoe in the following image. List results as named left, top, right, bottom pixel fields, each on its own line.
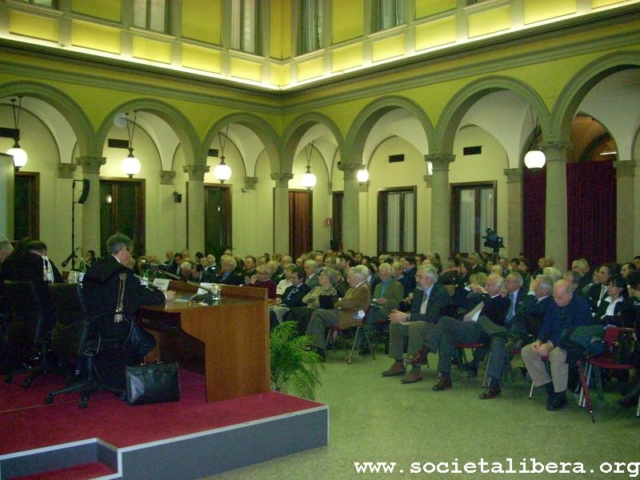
left=458, top=363, right=478, bottom=377
left=479, top=386, right=501, bottom=400
left=547, top=391, right=568, bottom=411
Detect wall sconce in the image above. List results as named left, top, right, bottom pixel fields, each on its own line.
left=301, top=141, right=317, bottom=189
left=357, top=168, right=369, bottom=184
left=121, top=111, right=141, bottom=178
left=2, top=96, right=28, bottom=169
left=214, top=126, right=232, bottom=183
left=524, top=106, right=546, bottom=172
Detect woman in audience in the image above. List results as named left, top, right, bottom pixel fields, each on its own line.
left=594, top=274, right=634, bottom=327
left=302, top=268, right=339, bottom=309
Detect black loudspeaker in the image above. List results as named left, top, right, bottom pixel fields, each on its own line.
left=77, top=179, right=90, bottom=204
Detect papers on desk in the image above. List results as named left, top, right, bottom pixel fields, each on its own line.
left=199, top=282, right=213, bottom=295
left=153, top=278, right=170, bottom=291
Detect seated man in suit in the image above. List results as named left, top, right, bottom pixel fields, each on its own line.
left=245, top=264, right=277, bottom=299
left=83, top=233, right=175, bottom=388
left=213, top=255, right=243, bottom=285
left=381, top=265, right=451, bottom=383
left=432, top=273, right=510, bottom=393
left=521, top=278, right=592, bottom=411
left=585, top=263, right=617, bottom=314
left=306, top=265, right=371, bottom=358
left=270, top=267, right=310, bottom=327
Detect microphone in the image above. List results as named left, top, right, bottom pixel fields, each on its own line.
left=61, top=246, right=82, bottom=267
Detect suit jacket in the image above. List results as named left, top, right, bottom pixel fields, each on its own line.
left=280, top=283, right=311, bottom=308
left=306, top=273, right=320, bottom=290
left=594, top=296, right=635, bottom=327
left=399, top=267, right=417, bottom=297
left=372, top=279, right=404, bottom=317
left=538, top=294, right=592, bottom=346
left=334, top=282, right=370, bottom=327
left=407, top=283, right=451, bottom=324
left=586, top=283, right=607, bottom=313
left=83, top=255, right=165, bottom=342
left=505, top=287, right=527, bottom=325
left=213, top=270, right=243, bottom=286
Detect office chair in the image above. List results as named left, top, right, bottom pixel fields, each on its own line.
left=4, top=280, right=55, bottom=387
left=45, top=283, right=123, bottom=409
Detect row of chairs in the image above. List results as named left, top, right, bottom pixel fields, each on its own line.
left=1, top=281, right=122, bottom=408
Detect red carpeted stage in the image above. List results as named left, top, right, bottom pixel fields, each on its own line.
left=0, top=370, right=328, bottom=479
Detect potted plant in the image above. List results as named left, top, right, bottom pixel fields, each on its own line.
left=270, top=321, right=323, bottom=400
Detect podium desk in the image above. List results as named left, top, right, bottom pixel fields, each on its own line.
left=137, top=283, right=270, bottom=403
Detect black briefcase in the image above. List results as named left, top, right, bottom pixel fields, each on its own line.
left=125, top=362, right=180, bottom=406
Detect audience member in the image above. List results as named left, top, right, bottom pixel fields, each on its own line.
left=82, top=233, right=174, bottom=388
left=306, top=265, right=371, bottom=358
left=521, top=279, right=592, bottom=411
left=381, top=265, right=452, bottom=383
left=213, top=255, right=243, bottom=285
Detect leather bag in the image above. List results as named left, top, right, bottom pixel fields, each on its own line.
left=125, top=362, right=180, bottom=406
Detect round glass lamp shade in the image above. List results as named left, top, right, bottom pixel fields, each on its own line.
left=121, top=155, right=141, bottom=177
left=301, top=170, right=317, bottom=189
left=7, top=146, right=28, bottom=168
left=357, top=168, right=369, bottom=183
left=214, top=162, right=232, bottom=183
left=524, top=149, right=546, bottom=170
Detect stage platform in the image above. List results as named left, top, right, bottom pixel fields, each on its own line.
left=0, top=370, right=328, bottom=479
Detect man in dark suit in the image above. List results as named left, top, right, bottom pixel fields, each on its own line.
left=381, top=265, right=452, bottom=384
left=399, top=256, right=417, bottom=298
left=269, top=267, right=310, bottom=327
left=432, top=273, right=510, bottom=393
left=585, top=263, right=617, bottom=314
left=213, top=255, right=243, bottom=285
left=83, top=233, right=173, bottom=388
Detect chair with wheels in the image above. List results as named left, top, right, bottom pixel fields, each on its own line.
left=3, top=281, right=56, bottom=387
left=45, top=283, right=123, bottom=408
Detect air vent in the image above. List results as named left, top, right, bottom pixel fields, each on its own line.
left=208, top=148, right=219, bottom=157
left=463, top=146, right=482, bottom=156
left=108, top=139, right=129, bottom=149
left=389, top=154, right=404, bottom=163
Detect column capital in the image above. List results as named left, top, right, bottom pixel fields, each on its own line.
left=614, top=160, right=636, bottom=177
left=244, top=176, right=259, bottom=190
left=160, top=170, right=176, bottom=185
left=503, top=167, right=523, bottom=184
left=338, top=162, right=362, bottom=180
left=57, top=162, right=77, bottom=179
left=270, top=172, right=293, bottom=188
left=183, top=164, right=210, bottom=181
left=425, top=154, right=455, bottom=171
left=540, top=141, right=572, bottom=162
left=76, top=156, right=106, bottom=175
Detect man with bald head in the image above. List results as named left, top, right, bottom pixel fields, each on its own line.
left=521, top=278, right=592, bottom=411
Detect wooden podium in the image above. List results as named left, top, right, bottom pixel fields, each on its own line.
left=137, top=283, right=270, bottom=403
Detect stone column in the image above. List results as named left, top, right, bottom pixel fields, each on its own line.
left=504, top=167, right=523, bottom=259
left=271, top=173, right=293, bottom=255
left=541, top=141, right=570, bottom=270
left=425, top=154, right=455, bottom=256
left=76, top=156, right=105, bottom=255
left=183, top=164, right=209, bottom=254
left=339, top=163, right=361, bottom=252
left=614, top=160, right=635, bottom=262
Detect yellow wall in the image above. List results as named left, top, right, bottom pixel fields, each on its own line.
left=71, top=0, right=121, bottom=22
left=132, top=37, right=173, bottom=64
left=332, top=0, right=364, bottom=44
left=9, top=11, right=58, bottom=43
left=415, top=16, right=456, bottom=52
left=182, top=0, right=222, bottom=45
left=331, top=43, right=363, bottom=72
left=372, top=35, right=406, bottom=63
left=524, top=0, right=576, bottom=25
left=72, top=21, right=122, bottom=54
left=415, top=0, right=456, bottom=19
left=182, top=45, right=222, bottom=74
left=270, top=0, right=292, bottom=59
left=468, top=6, right=511, bottom=38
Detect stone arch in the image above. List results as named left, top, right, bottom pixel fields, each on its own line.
left=344, top=95, right=434, bottom=166
left=0, top=80, right=94, bottom=157
left=551, top=51, right=640, bottom=146
left=436, top=76, right=549, bottom=155
left=203, top=113, right=280, bottom=176
left=97, top=99, right=201, bottom=167
left=280, top=111, right=345, bottom=180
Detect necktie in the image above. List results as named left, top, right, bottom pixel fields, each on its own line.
left=507, top=292, right=516, bottom=322
left=420, top=290, right=429, bottom=314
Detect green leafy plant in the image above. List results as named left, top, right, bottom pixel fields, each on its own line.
left=270, top=321, right=323, bottom=400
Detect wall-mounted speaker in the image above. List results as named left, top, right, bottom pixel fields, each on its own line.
left=77, top=179, right=90, bottom=204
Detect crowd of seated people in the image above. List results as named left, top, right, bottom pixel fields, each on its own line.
left=2, top=239, right=639, bottom=413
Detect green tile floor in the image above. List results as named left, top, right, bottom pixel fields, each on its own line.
left=208, top=346, right=640, bottom=480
